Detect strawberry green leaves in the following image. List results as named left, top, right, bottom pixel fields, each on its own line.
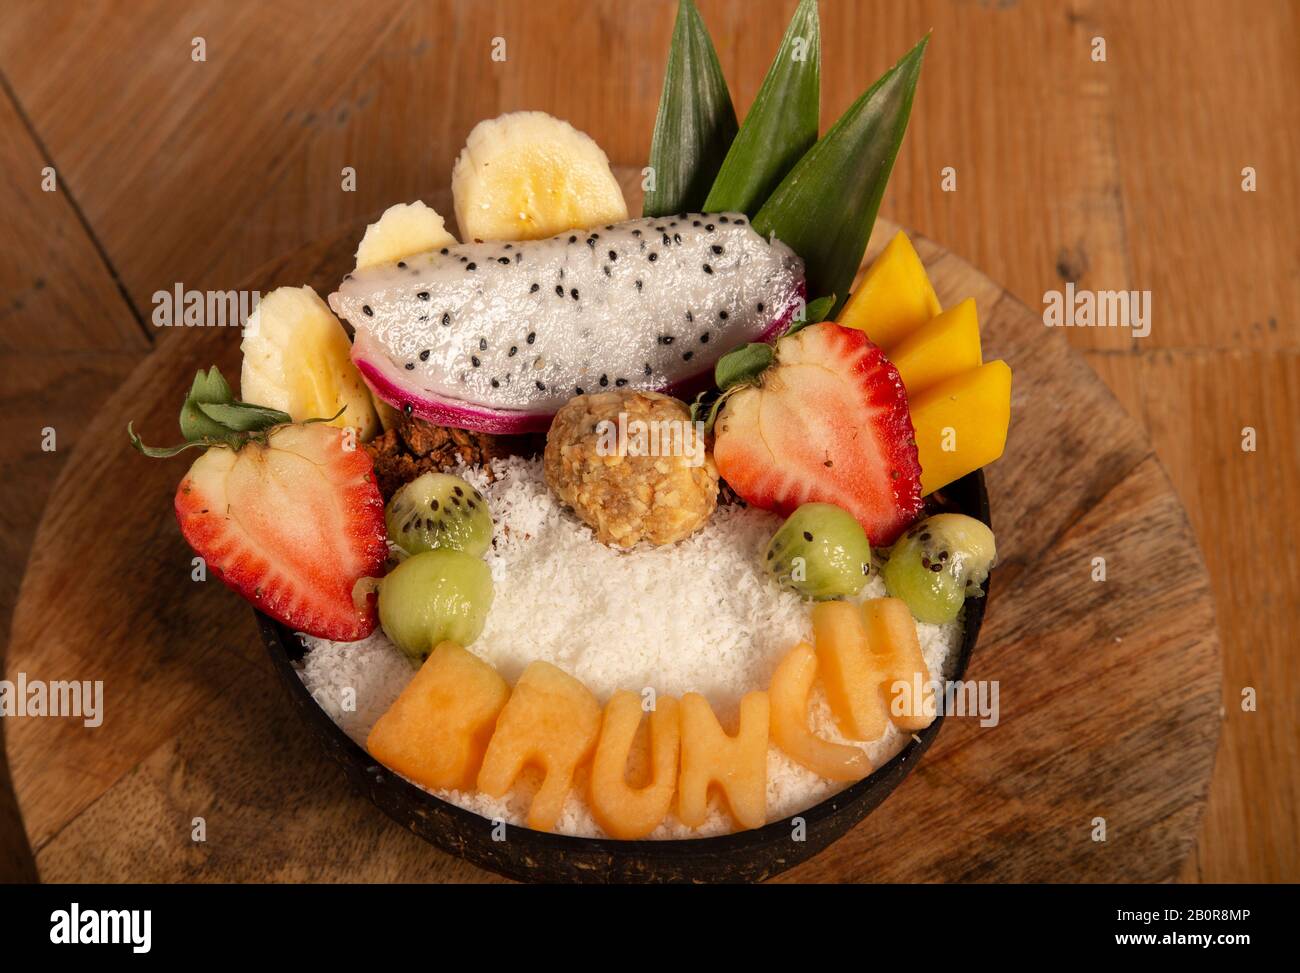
left=129, top=365, right=300, bottom=457
left=643, top=0, right=738, bottom=217
left=753, top=35, right=929, bottom=316
left=703, top=0, right=820, bottom=216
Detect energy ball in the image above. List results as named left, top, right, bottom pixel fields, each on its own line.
left=544, top=390, right=718, bottom=548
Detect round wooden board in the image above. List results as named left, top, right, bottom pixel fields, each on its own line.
left=4, top=184, right=1221, bottom=882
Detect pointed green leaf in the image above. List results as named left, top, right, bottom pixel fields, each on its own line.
left=783, top=293, right=836, bottom=336
left=715, top=342, right=775, bottom=390
left=196, top=401, right=293, bottom=432
left=753, top=35, right=928, bottom=315
left=179, top=365, right=236, bottom=440
left=643, top=0, right=738, bottom=217
left=703, top=0, right=820, bottom=216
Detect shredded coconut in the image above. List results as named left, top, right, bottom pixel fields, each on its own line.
left=300, top=454, right=962, bottom=838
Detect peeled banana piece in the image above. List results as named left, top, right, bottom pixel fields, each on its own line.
left=451, top=110, right=628, bottom=243
left=355, top=200, right=458, bottom=271
left=240, top=285, right=380, bottom=440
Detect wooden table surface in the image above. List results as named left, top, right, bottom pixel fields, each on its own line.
left=0, top=0, right=1295, bottom=882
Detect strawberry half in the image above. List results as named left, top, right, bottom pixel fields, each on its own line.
left=174, top=423, right=388, bottom=640
left=713, top=322, right=923, bottom=545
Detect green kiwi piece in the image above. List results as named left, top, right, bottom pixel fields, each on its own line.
left=378, top=549, right=494, bottom=664
left=882, top=513, right=996, bottom=624
left=385, top=472, right=493, bottom=557
left=765, top=502, right=872, bottom=600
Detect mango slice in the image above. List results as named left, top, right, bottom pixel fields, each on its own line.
left=588, top=691, right=681, bottom=839
left=889, top=297, right=983, bottom=395
left=770, top=642, right=872, bottom=781
left=910, top=359, right=1013, bottom=495
left=476, top=661, right=601, bottom=832
left=366, top=641, right=510, bottom=792
left=811, top=601, right=889, bottom=741
left=862, top=598, right=936, bottom=731
left=678, top=692, right=770, bottom=831
left=837, top=231, right=942, bottom=350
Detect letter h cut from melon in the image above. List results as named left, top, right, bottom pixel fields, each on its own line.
left=477, top=661, right=601, bottom=832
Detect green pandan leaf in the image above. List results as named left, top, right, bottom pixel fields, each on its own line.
left=703, top=0, right=820, bottom=216
left=643, top=0, right=738, bottom=217
left=753, top=35, right=928, bottom=316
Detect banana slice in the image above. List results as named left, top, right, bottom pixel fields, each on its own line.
left=355, top=200, right=458, bottom=270
left=240, top=286, right=380, bottom=440
left=451, top=111, right=628, bottom=243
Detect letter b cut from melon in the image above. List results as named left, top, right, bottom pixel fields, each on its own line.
left=366, top=641, right=510, bottom=792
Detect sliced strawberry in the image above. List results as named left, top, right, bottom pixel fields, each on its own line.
left=174, top=423, right=388, bottom=640
left=713, top=322, right=923, bottom=545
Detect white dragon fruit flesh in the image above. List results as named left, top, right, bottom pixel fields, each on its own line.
left=329, top=213, right=804, bottom=433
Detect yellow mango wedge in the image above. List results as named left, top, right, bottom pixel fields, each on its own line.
left=837, top=231, right=942, bottom=350
left=910, top=359, right=1013, bottom=495
left=889, top=297, right=982, bottom=395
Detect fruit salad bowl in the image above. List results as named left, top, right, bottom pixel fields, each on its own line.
left=129, top=2, right=1015, bottom=883
left=260, top=470, right=989, bottom=884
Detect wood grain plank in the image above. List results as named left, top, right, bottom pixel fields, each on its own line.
left=1138, top=350, right=1300, bottom=881
left=0, top=0, right=417, bottom=315
left=0, top=64, right=151, bottom=881
left=1103, top=0, right=1300, bottom=351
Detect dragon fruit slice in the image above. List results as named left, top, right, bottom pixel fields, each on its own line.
left=329, top=214, right=804, bottom=433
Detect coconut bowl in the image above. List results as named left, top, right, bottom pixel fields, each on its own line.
left=259, top=470, right=990, bottom=883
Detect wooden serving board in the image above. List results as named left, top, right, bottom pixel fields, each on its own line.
left=3, top=189, right=1221, bottom=881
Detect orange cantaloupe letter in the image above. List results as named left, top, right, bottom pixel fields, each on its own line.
left=588, top=691, right=681, bottom=839
left=677, top=691, right=769, bottom=831
left=862, top=598, right=936, bottom=731
left=476, top=661, right=601, bottom=832
left=769, top=642, right=872, bottom=781
left=366, top=641, right=510, bottom=792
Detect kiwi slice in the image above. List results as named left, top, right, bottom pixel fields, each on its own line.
left=766, top=503, right=872, bottom=600
left=378, top=549, right=494, bottom=664
left=882, top=513, right=996, bottom=624
left=385, top=472, right=493, bottom=557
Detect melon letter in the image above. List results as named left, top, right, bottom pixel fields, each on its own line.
left=589, top=691, right=681, bottom=839
left=476, top=661, right=601, bottom=831
left=770, top=643, right=872, bottom=780
left=678, top=691, right=769, bottom=831
left=366, top=641, right=509, bottom=792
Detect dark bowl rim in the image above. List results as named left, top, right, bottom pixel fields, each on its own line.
left=259, top=469, right=989, bottom=862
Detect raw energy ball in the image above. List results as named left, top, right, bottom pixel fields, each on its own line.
left=544, top=390, right=718, bottom=548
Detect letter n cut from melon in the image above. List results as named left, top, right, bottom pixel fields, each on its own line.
left=837, top=231, right=942, bottom=350
left=888, top=297, right=983, bottom=395
left=678, top=692, right=769, bottom=831
left=910, top=359, right=1012, bottom=495
left=476, top=661, right=601, bottom=832
left=366, top=641, right=510, bottom=792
